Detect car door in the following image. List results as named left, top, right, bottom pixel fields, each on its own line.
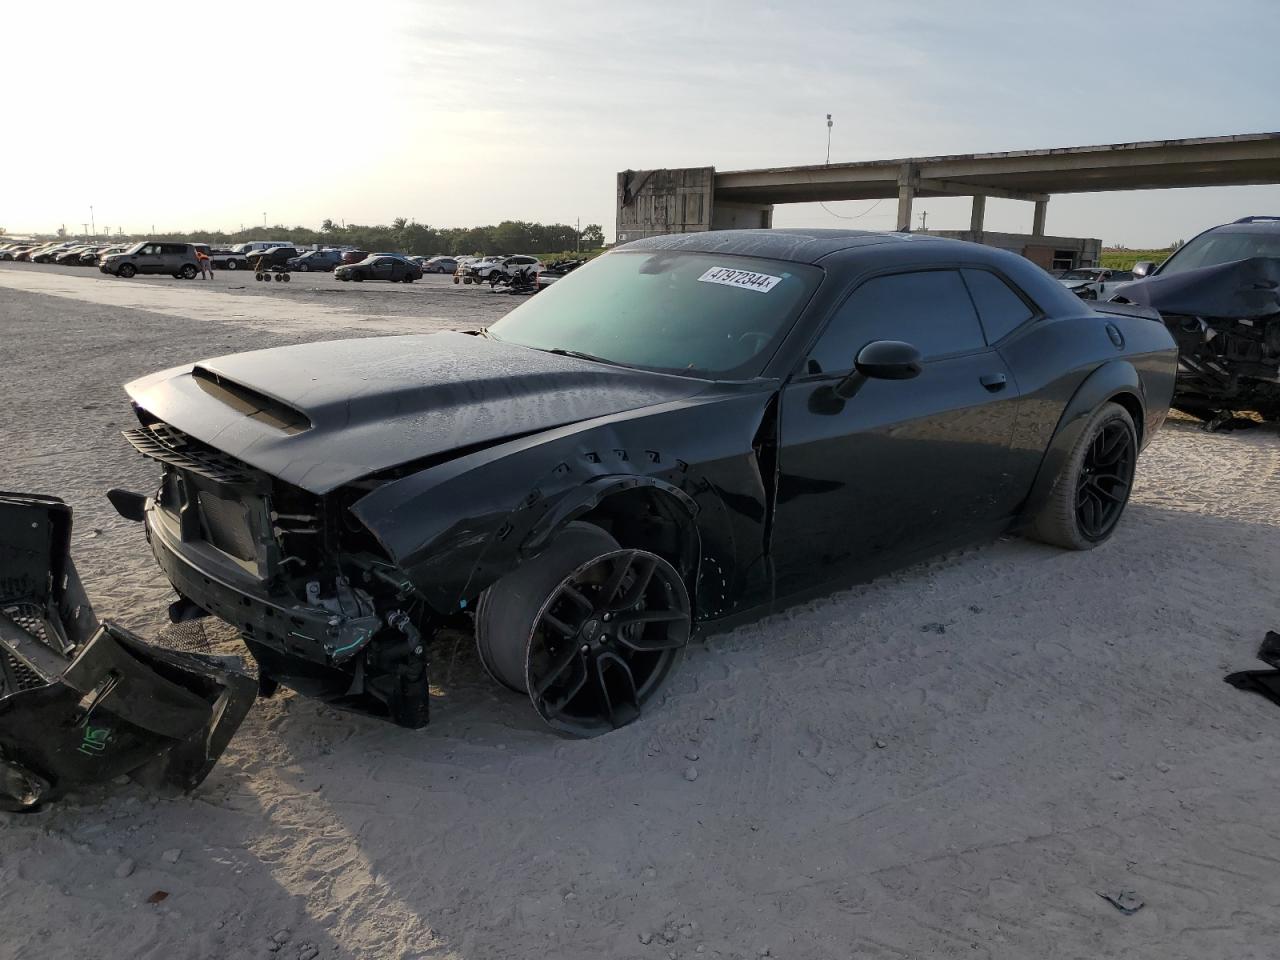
left=770, top=268, right=1021, bottom=597
left=370, top=257, right=394, bottom=281
left=135, top=244, right=165, bottom=274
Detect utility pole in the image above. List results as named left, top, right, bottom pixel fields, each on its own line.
left=263, top=212, right=267, bottom=229
left=90, top=205, right=95, bottom=237
left=919, top=209, right=928, bottom=231
left=82, top=223, right=90, bottom=236
left=576, top=217, right=580, bottom=253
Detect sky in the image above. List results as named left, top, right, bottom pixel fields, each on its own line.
left=3, top=0, right=1278, bottom=247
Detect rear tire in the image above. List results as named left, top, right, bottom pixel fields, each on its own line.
left=180, top=264, right=198, bottom=279
left=1029, top=402, right=1137, bottom=550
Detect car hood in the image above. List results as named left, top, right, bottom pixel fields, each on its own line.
left=124, top=331, right=710, bottom=494
left=1110, top=257, right=1280, bottom=319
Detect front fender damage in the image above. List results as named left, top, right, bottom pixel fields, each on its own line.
left=0, top=492, right=255, bottom=811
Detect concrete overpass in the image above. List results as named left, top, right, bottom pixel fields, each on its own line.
left=617, top=132, right=1280, bottom=242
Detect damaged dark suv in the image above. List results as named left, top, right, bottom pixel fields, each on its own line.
left=1111, top=216, right=1280, bottom=423
left=113, top=229, right=1176, bottom=737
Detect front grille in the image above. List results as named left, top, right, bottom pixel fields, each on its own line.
left=123, top=423, right=254, bottom=484
left=0, top=602, right=57, bottom=694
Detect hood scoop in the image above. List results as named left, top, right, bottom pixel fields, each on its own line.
left=190, top=365, right=311, bottom=435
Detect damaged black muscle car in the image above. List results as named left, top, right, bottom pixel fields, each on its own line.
left=112, top=229, right=1177, bottom=737
left=1110, top=216, right=1280, bottom=424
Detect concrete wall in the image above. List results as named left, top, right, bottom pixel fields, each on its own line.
left=710, top=200, right=774, bottom=231
left=616, top=167, right=715, bottom=243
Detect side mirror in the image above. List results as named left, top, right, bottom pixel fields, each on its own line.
left=833, top=340, right=922, bottom=399
left=1131, top=261, right=1156, bottom=279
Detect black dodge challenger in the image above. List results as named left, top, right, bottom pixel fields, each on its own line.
left=113, top=230, right=1177, bottom=736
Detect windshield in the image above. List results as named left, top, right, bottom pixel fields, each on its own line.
left=123, top=241, right=146, bottom=255
left=486, top=250, right=822, bottom=378
left=1060, top=269, right=1100, bottom=281
left=1158, top=229, right=1280, bottom=276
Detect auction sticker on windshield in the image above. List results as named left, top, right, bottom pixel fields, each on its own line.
left=697, top=266, right=782, bottom=294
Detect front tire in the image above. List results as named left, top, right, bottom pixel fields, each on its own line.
left=476, top=522, right=690, bottom=737
left=1029, top=401, right=1137, bottom=550
left=180, top=264, right=198, bottom=279
left=117, top=263, right=136, bottom=278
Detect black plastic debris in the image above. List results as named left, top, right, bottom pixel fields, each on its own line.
left=0, top=492, right=255, bottom=812
left=1224, top=631, right=1280, bottom=710
left=1098, top=890, right=1145, bottom=915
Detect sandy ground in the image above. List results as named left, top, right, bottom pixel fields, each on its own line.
left=1, top=261, right=1278, bottom=960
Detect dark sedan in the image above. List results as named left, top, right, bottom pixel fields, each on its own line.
left=287, top=250, right=344, bottom=272
left=113, top=229, right=1175, bottom=737
left=334, top=254, right=423, bottom=283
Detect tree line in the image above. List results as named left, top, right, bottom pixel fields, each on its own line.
left=86, top=219, right=607, bottom=257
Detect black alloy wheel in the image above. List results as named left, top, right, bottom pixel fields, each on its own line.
left=117, top=263, right=136, bottom=278
left=1075, top=419, right=1135, bottom=541
left=528, top=550, right=689, bottom=735
left=476, top=523, right=691, bottom=737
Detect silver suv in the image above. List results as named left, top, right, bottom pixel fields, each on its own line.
left=100, top=241, right=200, bottom=279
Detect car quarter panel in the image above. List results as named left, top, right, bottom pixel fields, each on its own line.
left=348, top=388, right=779, bottom=623
left=996, top=307, right=1176, bottom=501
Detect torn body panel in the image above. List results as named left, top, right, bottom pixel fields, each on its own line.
left=348, top=386, right=777, bottom=623
left=0, top=493, right=254, bottom=810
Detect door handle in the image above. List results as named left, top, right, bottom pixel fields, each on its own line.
left=980, top=372, right=1008, bottom=392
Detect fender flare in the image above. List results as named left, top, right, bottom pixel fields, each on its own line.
left=1018, top=360, right=1146, bottom=523
left=520, top=475, right=699, bottom=557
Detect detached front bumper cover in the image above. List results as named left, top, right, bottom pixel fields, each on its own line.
left=0, top=492, right=255, bottom=811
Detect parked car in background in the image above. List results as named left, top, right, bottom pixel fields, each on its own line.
left=341, top=250, right=371, bottom=265
left=1057, top=267, right=1133, bottom=300
left=31, top=243, right=78, bottom=264
left=0, top=245, right=34, bottom=261
left=100, top=241, right=201, bottom=279
left=287, top=250, right=344, bottom=272
left=247, top=246, right=300, bottom=274
left=334, top=254, right=423, bottom=283
left=88, top=245, right=128, bottom=264
left=55, top=246, right=100, bottom=265
left=232, top=241, right=294, bottom=255
left=421, top=256, right=459, bottom=274
left=1110, top=215, right=1280, bottom=424
left=11, top=246, right=39, bottom=262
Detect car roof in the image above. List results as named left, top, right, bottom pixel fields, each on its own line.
left=1208, top=218, right=1280, bottom=234
left=619, top=228, right=942, bottom=265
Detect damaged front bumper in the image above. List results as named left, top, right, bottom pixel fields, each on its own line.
left=0, top=492, right=255, bottom=811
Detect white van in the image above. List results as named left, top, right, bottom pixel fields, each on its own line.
left=231, top=240, right=293, bottom=254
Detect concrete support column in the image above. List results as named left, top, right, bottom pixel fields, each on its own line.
left=969, top=195, right=986, bottom=235
left=896, top=163, right=918, bottom=232
left=1032, top=199, right=1048, bottom=236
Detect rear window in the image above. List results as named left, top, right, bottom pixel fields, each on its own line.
left=961, top=269, right=1036, bottom=343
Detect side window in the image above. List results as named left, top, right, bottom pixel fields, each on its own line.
left=808, top=270, right=985, bottom=374
left=960, top=269, right=1035, bottom=344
